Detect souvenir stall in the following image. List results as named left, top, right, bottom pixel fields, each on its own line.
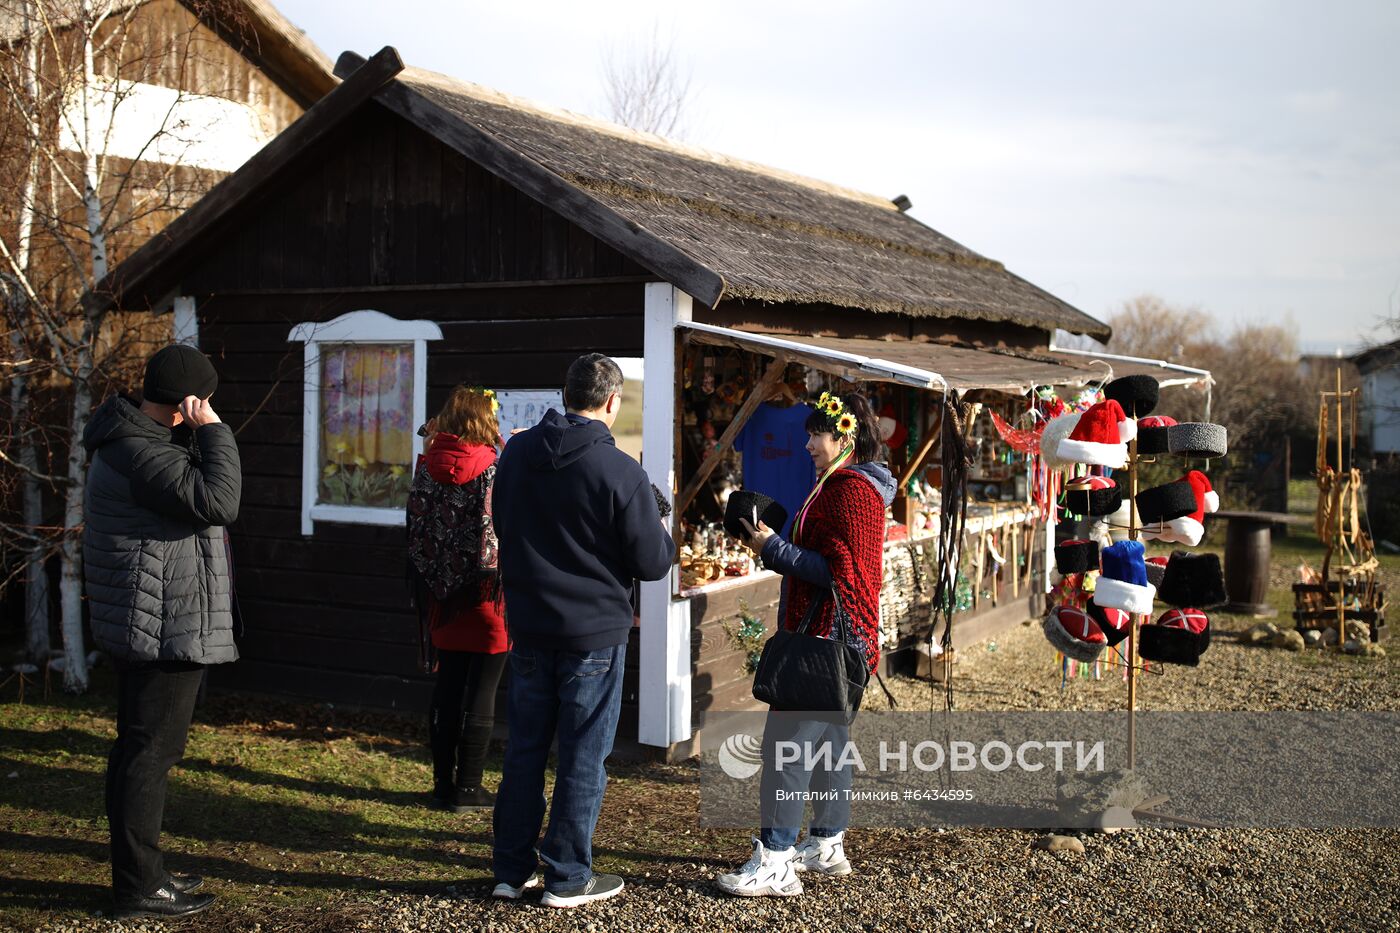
left=669, top=324, right=1119, bottom=721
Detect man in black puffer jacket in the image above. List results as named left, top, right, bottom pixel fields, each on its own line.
left=82, top=344, right=241, bottom=920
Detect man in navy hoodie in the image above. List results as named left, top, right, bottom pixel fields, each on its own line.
left=490, top=353, right=674, bottom=908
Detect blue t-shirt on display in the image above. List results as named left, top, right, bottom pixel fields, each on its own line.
left=735, top=402, right=816, bottom=538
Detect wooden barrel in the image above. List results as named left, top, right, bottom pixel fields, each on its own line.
left=1222, top=517, right=1273, bottom=616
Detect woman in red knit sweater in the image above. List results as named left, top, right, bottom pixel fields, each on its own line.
left=716, top=392, right=895, bottom=898
left=406, top=386, right=508, bottom=812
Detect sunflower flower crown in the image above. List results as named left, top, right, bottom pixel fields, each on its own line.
left=468, top=385, right=500, bottom=413
left=815, top=391, right=858, bottom=438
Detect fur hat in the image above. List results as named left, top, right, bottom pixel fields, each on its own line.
left=1054, top=539, right=1100, bottom=575
left=1144, top=555, right=1170, bottom=588
left=1094, top=539, right=1156, bottom=615
left=1056, top=400, right=1136, bottom=468
left=1157, top=551, right=1226, bottom=608
left=1061, top=475, right=1123, bottom=517
left=1040, top=412, right=1083, bottom=470
left=1136, top=480, right=1198, bottom=534
left=1142, top=471, right=1219, bottom=547
left=724, top=490, right=788, bottom=540
left=1042, top=605, right=1107, bottom=662
left=1103, top=375, right=1160, bottom=418
left=1087, top=601, right=1132, bottom=647
left=1139, top=607, right=1211, bottom=666
left=1167, top=422, right=1228, bottom=459
left=1137, top=415, right=1178, bottom=455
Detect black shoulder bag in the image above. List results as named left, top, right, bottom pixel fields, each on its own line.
left=752, top=586, right=869, bottom=723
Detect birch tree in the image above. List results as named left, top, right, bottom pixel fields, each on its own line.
left=1, top=0, right=247, bottom=689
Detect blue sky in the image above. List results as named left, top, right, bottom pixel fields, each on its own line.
left=274, top=0, right=1400, bottom=353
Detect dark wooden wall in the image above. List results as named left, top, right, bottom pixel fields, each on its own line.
left=174, top=102, right=655, bottom=723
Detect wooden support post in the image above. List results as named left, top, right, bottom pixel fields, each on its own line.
left=1127, top=434, right=1140, bottom=770
left=674, top=354, right=788, bottom=519
left=1335, top=368, right=1346, bottom=649
left=1011, top=520, right=1020, bottom=598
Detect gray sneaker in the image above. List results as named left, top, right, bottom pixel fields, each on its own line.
left=490, top=873, right=541, bottom=900
left=541, top=873, right=625, bottom=908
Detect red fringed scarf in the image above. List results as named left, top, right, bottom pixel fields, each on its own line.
left=783, top=468, right=886, bottom=674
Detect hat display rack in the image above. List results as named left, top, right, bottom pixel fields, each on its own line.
left=1043, top=370, right=1229, bottom=771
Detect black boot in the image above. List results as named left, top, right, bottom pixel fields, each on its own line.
left=427, top=706, right=456, bottom=809
left=449, top=784, right=496, bottom=812
left=115, top=884, right=216, bottom=920
left=453, top=718, right=494, bottom=805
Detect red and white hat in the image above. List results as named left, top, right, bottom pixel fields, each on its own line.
left=1055, top=399, right=1136, bottom=468
left=878, top=403, right=907, bottom=450
left=1041, top=604, right=1107, bottom=662
left=1138, top=607, right=1212, bottom=666
left=1141, top=470, right=1219, bottom=547
left=1087, top=602, right=1132, bottom=647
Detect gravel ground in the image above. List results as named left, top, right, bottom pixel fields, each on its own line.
left=347, top=825, right=1398, bottom=933
left=878, top=611, right=1397, bottom=713
left=19, top=608, right=1397, bottom=933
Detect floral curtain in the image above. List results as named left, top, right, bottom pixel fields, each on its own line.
left=318, top=343, right=414, bottom=507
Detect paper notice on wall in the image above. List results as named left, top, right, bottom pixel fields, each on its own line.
left=497, top=390, right=563, bottom=441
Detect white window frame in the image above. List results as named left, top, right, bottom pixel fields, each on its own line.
left=287, top=310, right=443, bottom=535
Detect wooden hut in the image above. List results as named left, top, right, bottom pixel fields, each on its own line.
left=93, top=47, right=1206, bottom=757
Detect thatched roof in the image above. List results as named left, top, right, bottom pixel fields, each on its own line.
left=1, top=0, right=334, bottom=107
left=401, top=67, right=1109, bottom=340
left=94, top=47, right=1110, bottom=341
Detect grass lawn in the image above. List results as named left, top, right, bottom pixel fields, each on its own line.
left=0, top=679, right=721, bottom=931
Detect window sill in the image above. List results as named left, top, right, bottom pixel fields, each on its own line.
left=306, top=503, right=405, bottom=531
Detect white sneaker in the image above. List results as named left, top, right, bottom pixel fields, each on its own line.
left=491, top=873, right=541, bottom=899
left=792, top=832, right=852, bottom=875
left=541, top=873, right=624, bottom=908
left=714, top=839, right=804, bottom=897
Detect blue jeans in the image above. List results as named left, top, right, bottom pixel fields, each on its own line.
left=758, top=712, right=852, bottom=851
left=492, top=643, right=625, bottom=891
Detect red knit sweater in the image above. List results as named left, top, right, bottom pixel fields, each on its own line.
left=783, top=468, right=886, bottom=673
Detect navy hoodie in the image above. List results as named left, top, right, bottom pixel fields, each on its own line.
left=492, top=409, right=674, bottom=650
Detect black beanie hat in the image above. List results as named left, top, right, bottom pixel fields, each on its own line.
left=1103, top=374, right=1159, bottom=418
left=143, top=345, right=218, bottom=405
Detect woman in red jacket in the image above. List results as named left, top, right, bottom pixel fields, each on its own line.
left=716, top=391, right=894, bottom=898
left=407, top=386, right=508, bottom=812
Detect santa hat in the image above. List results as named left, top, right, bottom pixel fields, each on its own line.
left=1054, top=539, right=1100, bottom=575
left=1138, top=607, right=1211, bottom=666
left=1142, top=471, right=1219, bottom=547
left=878, top=403, right=907, bottom=450
left=1042, top=605, right=1107, bottom=662
left=1087, top=601, right=1132, bottom=647
left=1056, top=400, right=1135, bottom=468
left=1040, top=412, right=1083, bottom=469
left=1137, top=415, right=1178, bottom=455
left=1061, top=475, right=1122, bottom=517
left=1157, top=551, right=1227, bottom=608
left=1094, top=539, right=1156, bottom=615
